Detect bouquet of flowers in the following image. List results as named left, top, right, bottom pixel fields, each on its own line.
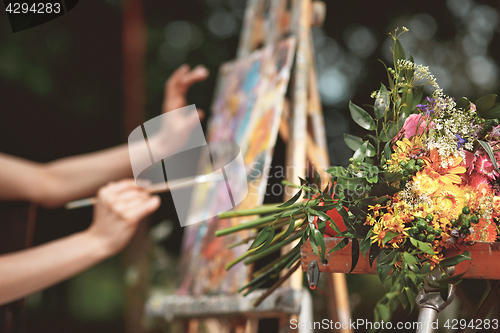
left=216, top=28, right=500, bottom=322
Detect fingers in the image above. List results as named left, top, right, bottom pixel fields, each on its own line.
left=165, top=64, right=190, bottom=94
left=166, top=64, right=209, bottom=96
left=97, top=180, right=161, bottom=221
left=180, top=65, right=209, bottom=87
left=122, top=195, right=160, bottom=221
left=97, top=180, right=138, bottom=202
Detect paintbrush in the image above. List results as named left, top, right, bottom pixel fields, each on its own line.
left=65, top=172, right=224, bottom=209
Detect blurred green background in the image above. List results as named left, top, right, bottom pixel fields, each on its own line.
left=1, top=0, right=500, bottom=332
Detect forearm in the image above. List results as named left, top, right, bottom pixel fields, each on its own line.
left=41, top=143, right=133, bottom=207
left=0, top=231, right=111, bottom=305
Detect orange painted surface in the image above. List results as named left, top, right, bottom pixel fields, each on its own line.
left=301, top=237, right=500, bottom=279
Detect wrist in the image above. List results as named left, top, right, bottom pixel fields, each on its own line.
left=78, top=230, right=115, bottom=260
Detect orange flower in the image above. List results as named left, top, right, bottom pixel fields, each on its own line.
left=432, top=185, right=466, bottom=220
left=423, top=149, right=466, bottom=185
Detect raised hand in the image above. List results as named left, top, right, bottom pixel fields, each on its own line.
left=163, top=64, right=209, bottom=112
left=148, top=64, right=209, bottom=158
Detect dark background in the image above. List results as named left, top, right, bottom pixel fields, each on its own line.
left=1, top=0, right=499, bottom=332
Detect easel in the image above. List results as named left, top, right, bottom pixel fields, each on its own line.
left=145, top=1, right=353, bottom=332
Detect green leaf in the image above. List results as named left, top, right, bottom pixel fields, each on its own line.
left=344, top=133, right=376, bottom=157
left=481, top=104, right=500, bottom=119
left=382, top=231, right=400, bottom=246
left=478, top=140, right=500, bottom=174
left=383, top=171, right=403, bottom=182
left=402, top=87, right=413, bottom=118
left=476, top=94, right=497, bottom=113
left=360, top=237, right=372, bottom=258
left=369, top=243, right=380, bottom=268
left=409, top=237, right=435, bottom=255
left=349, top=101, right=376, bottom=131
left=279, top=217, right=296, bottom=242
left=378, top=303, right=391, bottom=322
left=352, top=141, right=369, bottom=163
left=278, top=189, right=302, bottom=208
left=393, top=38, right=405, bottom=63
left=309, top=230, right=319, bottom=258
left=376, top=252, right=392, bottom=283
left=326, top=166, right=347, bottom=178
left=439, top=251, right=472, bottom=267
left=439, top=273, right=449, bottom=302
left=249, top=225, right=273, bottom=250
left=384, top=141, right=392, bottom=161
left=335, top=176, right=368, bottom=193
left=336, top=206, right=349, bottom=225
left=350, top=238, right=359, bottom=273
left=312, top=229, right=326, bottom=263
left=374, top=84, right=390, bottom=119
left=328, top=237, right=349, bottom=254
left=404, top=287, right=416, bottom=312
left=316, top=212, right=341, bottom=235
left=253, top=226, right=275, bottom=254
left=398, top=292, right=408, bottom=310
left=412, top=86, right=424, bottom=110
left=455, top=97, right=471, bottom=110
left=421, top=262, right=431, bottom=276
left=403, top=252, right=419, bottom=271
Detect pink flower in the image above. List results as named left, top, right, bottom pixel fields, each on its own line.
left=397, top=114, right=434, bottom=139
left=468, top=171, right=490, bottom=190
left=470, top=102, right=476, bottom=112
left=463, top=151, right=477, bottom=174
left=475, top=154, right=498, bottom=180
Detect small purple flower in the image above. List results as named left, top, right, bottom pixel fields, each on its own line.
left=451, top=229, right=459, bottom=237
left=456, top=134, right=467, bottom=149
left=417, top=97, right=437, bottom=117
left=460, top=233, right=467, bottom=239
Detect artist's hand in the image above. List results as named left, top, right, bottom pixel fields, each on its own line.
left=163, top=64, right=209, bottom=112
left=87, top=180, right=160, bottom=256
left=149, top=64, right=209, bottom=156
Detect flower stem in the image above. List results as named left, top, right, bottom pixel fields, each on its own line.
left=218, top=201, right=304, bottom=219
left=215, top=211, right=305, bottom=237
left=243, top=232, right=304, bottom=265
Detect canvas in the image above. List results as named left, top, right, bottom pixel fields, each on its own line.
left=177, top=37, right=296, bottom=296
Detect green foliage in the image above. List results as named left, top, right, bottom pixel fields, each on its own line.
left=349, top=101, right=376, bottom=130
left=344, top=133, right=376, bottom=157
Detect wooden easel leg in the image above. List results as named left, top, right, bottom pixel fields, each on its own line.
left=326, top=273, right=353, bottom=333
left=244, top=318, right=259, bottom=333
left=187, top=319, right=199, bottom=333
